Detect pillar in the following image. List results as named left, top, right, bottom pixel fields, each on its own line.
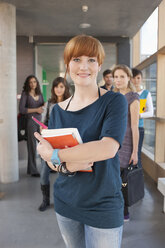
left=155, top=0, right=165, bottom=164
left=132, top=31, right=141, bottom=67
left=0, top=3, right=19, bottom=183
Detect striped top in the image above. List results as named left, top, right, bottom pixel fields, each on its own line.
left=119, top=92, right=139, bottom=168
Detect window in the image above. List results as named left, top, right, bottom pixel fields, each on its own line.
left=142, top=62, right=157, bottom=154
left=140, top=8, right=158, bottom=62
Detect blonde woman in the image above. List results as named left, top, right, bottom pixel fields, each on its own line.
left=112, top=65, right=140, bottom=221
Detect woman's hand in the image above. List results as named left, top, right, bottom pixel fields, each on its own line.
left=40, top=126, right=43, bottom=133
left=47, top=161, right=58, bottom=172
left=34, top=132, right=54, bottom=162
left=33, top=134, right=94, bottom=173
left=129, top=152, right=138, bottom=165
left=66, top=162, right=94, bottom=172
left=36, top=106, right=44, bottom=114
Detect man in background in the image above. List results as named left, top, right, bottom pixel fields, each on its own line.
left=101, top=69, right=114, bottom=91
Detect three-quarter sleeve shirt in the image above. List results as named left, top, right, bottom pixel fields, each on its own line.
left=119, top=92, right=139, bottom=168
left=49, top=91, right=128, bottom=228
left=19, top=92, right=44, bottom=121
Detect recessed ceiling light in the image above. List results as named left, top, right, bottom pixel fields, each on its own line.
left=79, top=23, right=91, bottom=29
left=82, top=5, right=88, bottom=12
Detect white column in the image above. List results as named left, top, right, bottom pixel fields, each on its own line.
left=0, top=3, right=19, bottom=183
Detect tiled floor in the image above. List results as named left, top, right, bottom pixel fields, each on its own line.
left=0, top=160, right=165, bottom=248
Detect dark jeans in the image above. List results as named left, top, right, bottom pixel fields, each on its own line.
left=40, top=158, right=51, bottom=185
left=138, top=127, right=144, bottom=168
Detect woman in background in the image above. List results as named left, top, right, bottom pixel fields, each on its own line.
left=39, top=77, right=70, bottom=211
left=112, top=65, right=140, bottom=221
left=19, top=75, right=44, bottom=176
left=132, top=68, right=153, bottom=168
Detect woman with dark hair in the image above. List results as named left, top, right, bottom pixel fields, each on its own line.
left=131, top=68, right=153, bottom=168
left=38, top=77, right=70, bottom=211
left=34, top=35, right=127, bottom=248
left=19, top=75, right=44, bottom=176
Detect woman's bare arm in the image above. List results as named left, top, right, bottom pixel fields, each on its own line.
left=58, top=137, right=119, bottom=163
left=27, top=107, right=44, bottom=114
left=34, top=132, right=119, bottom=171
left=129, top=100, right=140, bottom=164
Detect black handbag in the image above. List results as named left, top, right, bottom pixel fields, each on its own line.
left=17, top=113, right=28, bottom=141
left=18, top=94, right=29, bottom=142
left=121, top=163, right=144, bottom=207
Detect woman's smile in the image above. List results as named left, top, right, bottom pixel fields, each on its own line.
left=77, top=73, right=91, bottom=78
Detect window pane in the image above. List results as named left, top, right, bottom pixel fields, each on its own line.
left=142, top=62, right=157, bottom=155
left=143, top=119, right=155, bottom=154
left=140, top=8, right=158, bottom=62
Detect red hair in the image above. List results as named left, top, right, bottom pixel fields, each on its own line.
left=64, top=35, right=105, bottom=66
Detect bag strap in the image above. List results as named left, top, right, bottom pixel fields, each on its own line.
left=65, top=87, right=101, bottom=111
left=25, top=93, right=29, bottom=109
left=65, top=95, right=73, bottom=111
left=45, top=99, right=51, bottom=123
left=128, top=162, right=138, bottom=170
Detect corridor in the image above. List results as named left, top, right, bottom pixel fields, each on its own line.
left=0, top=160, right=165, bottom=248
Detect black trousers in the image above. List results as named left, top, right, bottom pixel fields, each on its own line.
left=138, top=127, right=145, bottom=168
left=120, top=168, right=129, bottom=216
left=27, top=118, right=40, bottom=174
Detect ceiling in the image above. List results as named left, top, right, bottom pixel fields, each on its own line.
left=1, top=0, right=162, bottom=38
left=2, top=0, right=162, bottom=89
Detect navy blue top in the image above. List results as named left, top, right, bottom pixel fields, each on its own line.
left=101, top=84, right=114, bottom=91
left=49, top=91, right=128, bottom=228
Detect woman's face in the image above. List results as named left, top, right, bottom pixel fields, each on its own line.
left=68, top=55, right=101, bottom=86
left=54, top=82, right=65, bottom=97
left=113, top=69, right=130, bottom=90
left=29, top=77, right=37, bottom=90
left=132, top=74, right=142, bottom=88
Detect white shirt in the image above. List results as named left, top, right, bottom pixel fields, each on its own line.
left=138, top=90, right=154, bottom=118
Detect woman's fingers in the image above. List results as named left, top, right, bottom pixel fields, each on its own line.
left=129, top=158, right=132, bottom=164
left=34, top=132, right=44, bottom=143
left=47, top=161, right=58, bottom=171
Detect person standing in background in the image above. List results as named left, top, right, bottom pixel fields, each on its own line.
left=132, top=68, right=153, bottom=168
left=39, top=77, right=70, bottom=211
left=112, top=65, right=140, bottom=221
left=19, top=75, right=44, bottom=177
left=101, top=69, right=114, bottom=91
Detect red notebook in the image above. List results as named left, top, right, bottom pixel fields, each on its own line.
left=41, top=128, right=92, bottom=172
left=42, top=129, right=81, bottom=149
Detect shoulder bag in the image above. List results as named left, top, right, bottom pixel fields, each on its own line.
left=18, top=95, right=29, bottom=141
left=17, top=113, right=28, bottom=141
left=121, top=163, right=145, bottom=207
